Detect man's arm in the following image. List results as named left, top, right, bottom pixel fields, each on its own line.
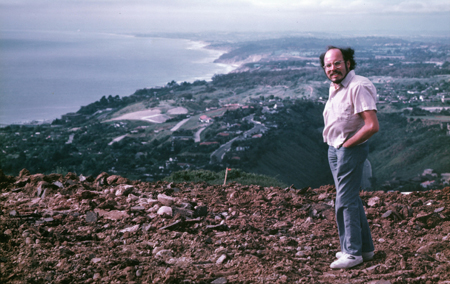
left=342, top=110, right=379, bottom=148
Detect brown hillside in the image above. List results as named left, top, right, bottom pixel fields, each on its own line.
left=1, top=169, right=450, bottom=283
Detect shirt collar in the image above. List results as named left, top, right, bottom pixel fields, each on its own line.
left=340, top=70, right=355, bottom=88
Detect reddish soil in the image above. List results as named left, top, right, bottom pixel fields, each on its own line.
left=1, top=169, right=450, bottom=283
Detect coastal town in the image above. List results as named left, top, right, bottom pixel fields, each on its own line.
left=1, top=35, right=450, bottom=191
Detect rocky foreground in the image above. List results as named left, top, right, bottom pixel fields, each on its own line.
left=1, top=169, right=450, bottom=284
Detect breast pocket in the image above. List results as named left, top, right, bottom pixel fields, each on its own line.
left=332, top=102, right=353, bottom=121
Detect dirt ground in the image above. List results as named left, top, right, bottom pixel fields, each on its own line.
left=1, top=169, right=450, bottom=283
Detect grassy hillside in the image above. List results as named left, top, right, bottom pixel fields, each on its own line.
left=370, top=112, right=450, bottom=186
left=222, top=101, right=333, bottom=188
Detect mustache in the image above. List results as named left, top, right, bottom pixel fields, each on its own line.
left=330, top=71, right=342, bottom=76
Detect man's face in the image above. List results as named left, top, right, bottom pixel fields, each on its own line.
left=323, top=49, right=350, bottom=84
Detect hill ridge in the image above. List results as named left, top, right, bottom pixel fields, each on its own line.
left=1, top=169, right=449, bottom=283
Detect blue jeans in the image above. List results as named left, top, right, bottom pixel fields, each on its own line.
left=328, top=143, right=374, bottom=256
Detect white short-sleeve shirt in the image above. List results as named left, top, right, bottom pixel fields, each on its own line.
left=323, top=70, right=377, bottom=148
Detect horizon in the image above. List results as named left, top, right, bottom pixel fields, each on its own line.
left=1, top=1, right=449, bottom=36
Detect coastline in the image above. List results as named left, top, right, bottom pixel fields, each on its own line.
left=0, top=31, right=237, bottom=127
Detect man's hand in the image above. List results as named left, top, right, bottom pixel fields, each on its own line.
left=342, top=110, right=379, bottom=148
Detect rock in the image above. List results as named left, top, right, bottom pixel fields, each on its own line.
left=107, top=175, right=121, bottom=185
left=368, top=196, right=382, bottom=207
left=157, top=194, right=175, bottom=206
left=19, top=168, right=30, bottom=178
left=93, top=273, right=101, bottom=280
left=434, top=207, right=445, bottom=213
left=194, top=205, right=208, bottom=217
left=211, top=277, right=228, bottom=284
left=157, top=206, right=173, bottom=216
left=382, top=210, right=393, bottom=218
left=120, top=225, right=140, bottom=233
left=159, top=220, right=182, bottom=231
left=115, top=185, right=134, bottom=196
left=172, top=206, right=194, bottom=218
left=126, top=194, right=139, bottom=202
left=91, top=258, right=102, bottom=264
left=417, top=241, right=440, bottom=254
left=205, top=223, right=229, bottom=232
left=53, top=181, right=63, bottom=188
left=86, top=211, right=98, bottom=223
left=94, top=172, right=109, bottom=186
left=130, top=206, right=145, bottom=212
left=155, top=249, right=173, bottom=258
left=216, top=254, right=227, bottom=264
left=95, top=209, right=130, bottom=220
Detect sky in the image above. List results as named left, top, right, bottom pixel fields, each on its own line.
left=0, top=0, right=450, bottom=36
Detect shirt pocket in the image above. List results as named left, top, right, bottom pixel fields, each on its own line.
left=332, top=102, right=353, bottom=121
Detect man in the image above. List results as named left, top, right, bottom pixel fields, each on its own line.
left=320, top=46, right=379, bottom=269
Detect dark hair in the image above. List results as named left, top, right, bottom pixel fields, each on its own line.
left=319, top=46, right=357, bottom=70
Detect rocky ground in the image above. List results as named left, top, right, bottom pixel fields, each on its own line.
left=1, top=169, right=450, bottom=284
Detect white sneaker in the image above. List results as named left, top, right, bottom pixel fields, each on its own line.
left=330, top=253, right=363, bottom=269
left=336, top=251, right=374, bottom=261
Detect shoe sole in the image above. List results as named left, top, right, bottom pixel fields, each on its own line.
left=336, top=251, right=374, bottom=261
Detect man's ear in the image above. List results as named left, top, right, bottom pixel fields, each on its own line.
left=346, top=60, right=351, bottom=70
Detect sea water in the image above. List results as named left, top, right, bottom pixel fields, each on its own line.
left=0, top=30, right=232, bottom=125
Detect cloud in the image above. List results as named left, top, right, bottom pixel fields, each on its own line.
left=0, top=0, right=449, bottom=34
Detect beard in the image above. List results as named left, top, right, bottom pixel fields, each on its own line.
left=327, top=65, right=349, bottom=84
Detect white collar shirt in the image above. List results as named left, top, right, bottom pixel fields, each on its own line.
left=322, top=70, right=378, bottom=148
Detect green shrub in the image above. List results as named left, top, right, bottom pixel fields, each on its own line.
left=164, top=169, right=286, bottom=188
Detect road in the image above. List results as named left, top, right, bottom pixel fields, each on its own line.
left=210, top=114, right=268, bottom=163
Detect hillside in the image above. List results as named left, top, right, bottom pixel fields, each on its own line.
left=1, top=35, right=450, bottom=190
left=1, top=170, right=449, bottom=283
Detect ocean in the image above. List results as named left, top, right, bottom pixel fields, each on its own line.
left=0, top=30, right=233, bottom=125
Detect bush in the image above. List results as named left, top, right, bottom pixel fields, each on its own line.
left=164, top=169, right=286, bottom=187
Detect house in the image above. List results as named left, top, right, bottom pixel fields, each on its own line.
left=199, top=115, right=213, bottom=123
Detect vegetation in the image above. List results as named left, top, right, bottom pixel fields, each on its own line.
left=164, top=169, right=287, bottom=188
left=1, top=35, right=450, bottom=190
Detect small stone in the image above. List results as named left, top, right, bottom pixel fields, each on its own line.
left=378, top=238, right=385, bottom=243
left=382, top=210, right=393, bottom=218
left=93, top=273, right=101, bottom=280
left=368, top=196, right=381, bottom=207
left=86, top=211, right=98, bottom=223
left=158, top=194, right=175, bottom=206
left=136, top=269, right=142, bottom=277
left=120, top=224, right=140, bottom=233
left=25, top=237, right=33, bottom=244
left=155, top=249, right=173, bottom=258
left=9, top=210, right=17, bottom=217
left=296, top=251, right=305, bottom=257
left=216, top=254, right=227, bottom=264
left=211, top=277, right=228, bottom=284
left=91, top=258, right=102, bottom=264
left=157, top=206, right=173, bottom=216
left=127, top=194, right=139, bottom=202
left=115, top=185, right=134, bottom=196
left=53, top=181, right=63, bottom=188
left=434, top=207, right=445, bottom=213
left=131, top=206, right=145, bottom=212
left=195, top=205, right=208, bottom=217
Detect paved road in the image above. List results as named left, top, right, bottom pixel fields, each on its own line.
left=210, top=114, right=268, bottom=163
left=170, top=118, right=190, bottom=132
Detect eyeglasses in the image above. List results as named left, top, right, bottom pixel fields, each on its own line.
left=323, top=61, right=343, bottom=69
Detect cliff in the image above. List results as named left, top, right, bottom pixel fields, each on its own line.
left=0, top=169, right=449, bottom=283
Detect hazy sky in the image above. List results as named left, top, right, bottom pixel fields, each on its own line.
left=1, top=0, right=449, bottom=36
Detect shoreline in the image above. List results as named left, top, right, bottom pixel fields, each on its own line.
left=0, top=31, right=237, bottom=127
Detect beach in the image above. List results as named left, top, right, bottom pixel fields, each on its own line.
left=0, top=30, right=235, bottom=125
